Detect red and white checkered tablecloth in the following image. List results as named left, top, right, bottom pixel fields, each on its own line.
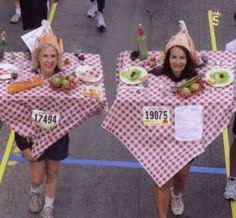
left=102, top=50, right=236, bottom=187
left=0, top=52, right=108, bottom=159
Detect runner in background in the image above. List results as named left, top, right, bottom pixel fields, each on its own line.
left=19, top=0, right=48, bottom=30
left=87, top=0, right=107, bottom=31
left=223, top=12, right=236, bottom=201
left=9, top=0, right=21, bottom=24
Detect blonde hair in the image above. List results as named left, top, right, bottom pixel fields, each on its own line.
left=32, top=42, right=62, bottom=72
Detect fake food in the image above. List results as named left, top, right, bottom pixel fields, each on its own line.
left=176, top=75, right=203, bottom=98
left=49, top=74, right=78, bottom=91
left=7, top=76, right=44, bottom=94
left=83, top=87, right=101, bottom=99
left=122, top=68, right=141, bottom=81
left=210, top=70, right=230, bottom=84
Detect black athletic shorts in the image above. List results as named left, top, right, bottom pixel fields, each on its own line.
left=15, top=133, right=69, bottom=161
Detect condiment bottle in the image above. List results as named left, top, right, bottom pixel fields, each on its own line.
left=0, top=31, right=6, bottom=60
left=137, top=24, right=148, bottom=60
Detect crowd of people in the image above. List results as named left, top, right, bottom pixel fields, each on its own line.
left=3, top=1, right=236, bottom=218
left=10, top=0, right=107, bottom=31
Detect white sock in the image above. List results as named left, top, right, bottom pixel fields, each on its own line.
left=44, top=195, right=55, bottom=209
left=16, top=8, right=21, bottom=15
left=30, top=185, right=42, bottom=194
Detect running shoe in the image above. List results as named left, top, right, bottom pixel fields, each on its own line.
left=40, top=206, right=54, bottom=218
left=224, top=177, right=236, bottom=200
left=170, top=187, right=184, bottom=215
left=96, top=11, right=107, bottom=31
left=29, top=192, right=43, bottom=213
left=87, top=1, right=98, bottom=18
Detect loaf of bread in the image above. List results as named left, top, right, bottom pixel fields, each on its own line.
left=31, top=76, right=44, bottom=87
left=7, top=76, right=44, bottom=94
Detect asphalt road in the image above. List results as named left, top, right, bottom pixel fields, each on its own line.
left=0, top=0, right=236, bottom=218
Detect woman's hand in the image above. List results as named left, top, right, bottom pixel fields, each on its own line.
left=22, top=148, right=37, bottom=162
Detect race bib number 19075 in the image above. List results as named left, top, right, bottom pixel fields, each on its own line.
left=143, top=106, right=170, bottom=126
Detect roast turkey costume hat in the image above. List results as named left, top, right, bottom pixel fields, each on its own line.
left=162, top=21, right=201, bottom=66
left=32, top=20, right=63, bottom=70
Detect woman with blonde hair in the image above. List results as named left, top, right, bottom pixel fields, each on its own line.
left=15, top=24, right=67, bottom=218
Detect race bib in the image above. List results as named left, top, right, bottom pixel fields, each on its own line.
left=32, top=109, right=60, bottom=130
left=143, top=106, right=170, bottom=126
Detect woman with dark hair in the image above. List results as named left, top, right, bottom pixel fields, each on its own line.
left=149, top=22, right=201, bottom=218
left=151, top=45, right=197, bottom=218
left=155, top=45, right=198, bottom=82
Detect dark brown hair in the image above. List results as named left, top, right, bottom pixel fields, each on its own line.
left=162, top=45, right=197, bottom=82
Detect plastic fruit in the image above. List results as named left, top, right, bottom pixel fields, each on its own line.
left=127, top=69, right=141, bottom=80
left=190, top=82, right=201, bottom=92
left=78, top=54, right=85, bottom=61
left=61, top=79, right=70, bottom=88
left=63, top=58, right=70, bottom=65
left=149, top=56, right=156, bottom=62
left=180, top=87, right=191, bottom=96
left=51, top=76, right=62, bottom=88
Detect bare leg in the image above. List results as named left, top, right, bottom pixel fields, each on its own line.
left=44, top=160, right=60, bottom=198
left=30, top=160, right=45, bottom=188
left=172, top=164, right=191, bottom=195
left=15, top=0, right=20, bottom=9
left=154, top=179, right=172, bottom=218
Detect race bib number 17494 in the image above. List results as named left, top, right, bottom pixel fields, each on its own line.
left=143, top=106, right=170, bottom=126
left=32, top=109, right=60, bottom=130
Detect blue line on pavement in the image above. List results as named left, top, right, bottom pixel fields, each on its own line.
left=0, top=155, right=226, bottom=175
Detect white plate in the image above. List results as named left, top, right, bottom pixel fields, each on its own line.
left=75, top=65, right=103, bottom=83
left=119, top=66, right=148, bottom=85
left=0, top=63, right=17, bottom=74
left=205, top=68, right=234, bottom=87
left=75, top=65, right=93, bottom=75
left=0, top=74, right=11, bottom=80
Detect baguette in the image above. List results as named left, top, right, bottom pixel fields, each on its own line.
left=7, top=76, right=44, bottom=94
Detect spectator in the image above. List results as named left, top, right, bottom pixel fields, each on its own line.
left=10, top=0, right=21, bottom=24
left=19, top=0, right=48, bottom=30
left=87, top=0, right=107, bottom=31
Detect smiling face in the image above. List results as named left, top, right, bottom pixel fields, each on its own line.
left=38, top=45, right=58, bottom=78
left=169, top=46, right=187, bottom=78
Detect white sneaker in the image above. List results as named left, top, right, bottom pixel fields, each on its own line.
left=29, top=192, right=43, bottom=213
left=170, top=187, right=184, bottom=215
left=10, top=13, right=21, bottom=24
left=40, top=207, right=54, bottom=218
left=96, top=11, right=107, bottom=30
left=224, top=177, right=236, bottom=200
left=87, top=1, right=97, bottom=18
